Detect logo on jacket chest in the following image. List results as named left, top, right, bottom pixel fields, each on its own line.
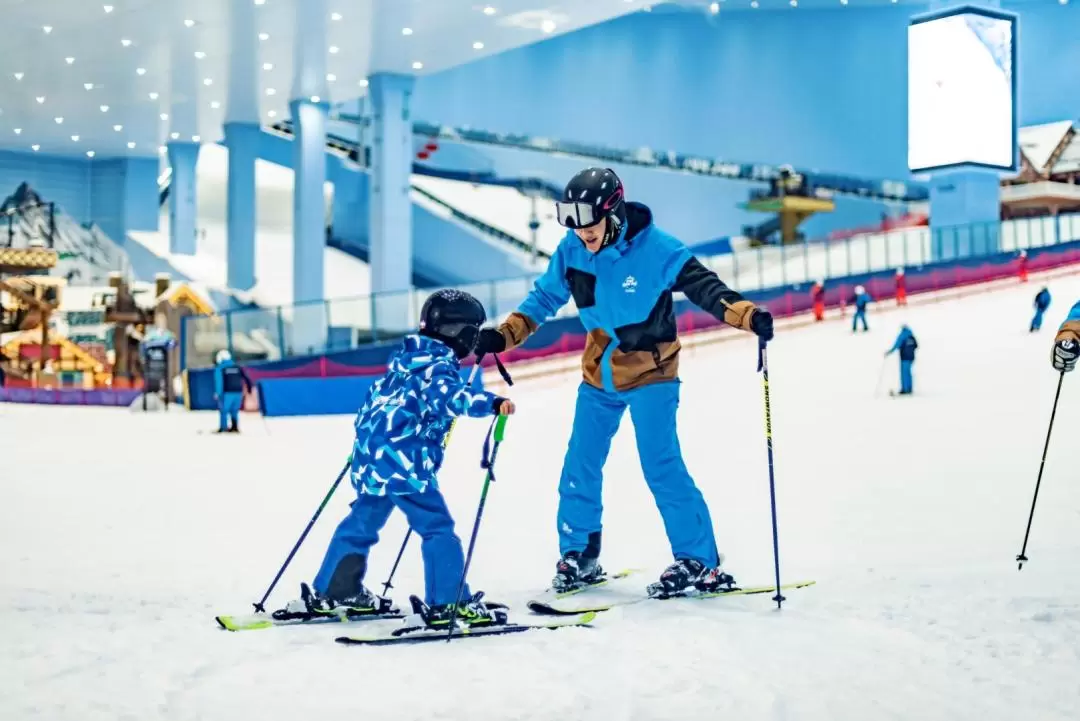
left=622, top=275, right=637, bottom=293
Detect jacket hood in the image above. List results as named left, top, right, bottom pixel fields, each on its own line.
left=389, top=334, right=458, bottom=374
left=624, top=202, right=653, bottom=243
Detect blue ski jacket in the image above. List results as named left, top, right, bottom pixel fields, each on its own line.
left=852, top=291, right=872, bottom=312
left=887, top=326, right=918, bottom=362
left=1034, top=288, right=1052, bottom=312
left=214, top=358, right=251, bottom=397
left=494, top=202, right=759, bottom=393
left=351, top=335, right=500, bottom=496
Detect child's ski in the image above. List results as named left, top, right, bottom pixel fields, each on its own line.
left=335, top=611, right=597, bottom=646
left=527, top=580, right=816, bottom=616
left=216, top=606, right=403, bottom=631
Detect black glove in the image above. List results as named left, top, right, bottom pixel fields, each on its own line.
left=474, top=327, right=507, bottom=358
left=1053, top=337, right=1079, bottom=372
left=749, top=308, right=774, bottom=342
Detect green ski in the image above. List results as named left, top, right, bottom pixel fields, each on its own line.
left=527, top=580, right=816, bottom=616
left=336, top=611, right=598, bottom=646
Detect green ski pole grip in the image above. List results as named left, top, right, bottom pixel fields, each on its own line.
left=494, top=414, right=508, bottom=442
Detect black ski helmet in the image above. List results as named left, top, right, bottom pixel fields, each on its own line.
left=418, top=289, right=487, bottom=359
left=556, top=167, right=626, bottom=249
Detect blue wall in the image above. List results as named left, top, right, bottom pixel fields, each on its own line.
left=413, top=3, right=1080, bottom=242
left=0, top=151, right=93, bottom=222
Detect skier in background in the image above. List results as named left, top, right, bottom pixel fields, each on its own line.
left=1018, top=250, right=1029, bottom=283
left=895, top=268, right=907, bottom=307
left=885, top=324, right=918, bottom=395
left=473, top=167, right=775, bottom=598
left=851, top=285, right=872, bottom=332
left=287, top=290, right=514, bottom=630
left=811, top=280, right=826, bottom=321
left=1031, top=287, right=1052, bottom=333
left=1052, top=300, right=1080, bottom=373
left=213, top=350, right=252, bottom=433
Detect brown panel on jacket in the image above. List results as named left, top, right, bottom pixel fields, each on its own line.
left=498, top=312, right=539, bottom=351
left=581, top=329, right=681, bottom=391
left=723, top=299, right=757, bottom=331
left=1057, top=320, right=1080, bottom=344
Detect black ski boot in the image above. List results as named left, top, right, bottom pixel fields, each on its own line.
left=275, top=581, right=397, bottom=620
left=646, top=558, right=735, bottom=598
left=407, top=592, right=509, bottom=630
left=552, top=531, right=605, bottom=592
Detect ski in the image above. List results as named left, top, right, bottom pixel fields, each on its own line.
left=335, top=611, right=598, bottom=646
left=527, top=580, right=816, bottom=616
left=549, top=568, right=641, bottom=599
left=216, top=606, right=403, bottom=632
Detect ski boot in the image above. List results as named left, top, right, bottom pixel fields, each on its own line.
left=551, top=550, right=606, bottom=593
left=646, top=558, right=735, bottom=599
left=275, top=582, right=398, bottom=621
left=404, top=592, right=509, bottom=631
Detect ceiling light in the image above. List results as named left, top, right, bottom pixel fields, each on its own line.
left=158, top=146, right=166, bottom=154
left=113, top=124, right=122, bottom=131
left=259, top=32, right=269, bottom=40
left=268, top=110, right=277, bottom=118
left=195, top=51, right=206, bottom=59
left=210, top=100, right=221, bottom=109
left=311, top=95, right=320, bottom=102
left=170, top=132, right=180, bottom=139
left=43, top=25, right=52, bottom=34
left=359, top=78, right=368, bottom=87
left=100, top=105, right=109, bottom=112
left=54, top=117, right=63, bottom=123
left=263, top=62, right=273, bottom=70
left=184, top=19, right=195, bottom=27
left=473, top=41, right=484, bottom=50
left=103, top=4, right=113, bottom=12
left=751, top=1, right=759, bottom=6
left=331, top=12, right=342, bottom=20
left=412, top=61, right=423, bottom=70
left=192, top=135, right=201, bottom=142
left=483, top=6, right=496, bottom=14
left=254, top=0, right=265, bottom=4
left=160, top=113, right=169, bottom=120
left=14, top=128, right=21, bottom=135
left=36, top=96, right=46, bottom=104
left=266, top=88, right=276, bottom=95
left=329, top=45, right=339, bottom=54
left=790, top=0, right=797, bottom=6
left=65, top=57, right=75, bottom=64
left=136, top=67, right=146, bottom=75
left=402, top=27, right=413, bottom=35
left=326, top=73, right=336, bottom=82
left=13, top=72, right=23, bottom=81
left=127, top=141, right=135, bottom=149
left=203, top=77, right=213, bottom=85
left=121, top=38, right=132, bottom=47
left=85, top=83, right=95, bottom=90
left=149, top=92, right=159, bottom=100
left=32, top=144, right=40, bottom=151
left=541, top=19, right=556, bottom=32
left=841, top=0, right=848, bottom=4
left=71, top=135, right=79, bottom=141
left=87, top=150, right=95, bottom=157
left=709, top=1, right=720, bottom=12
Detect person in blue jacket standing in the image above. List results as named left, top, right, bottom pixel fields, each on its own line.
left=851, top=285, right=872, bottom=332
left=885, top=325, right=918, bottom=395
left=1052, top=300, right=1080, bottom=372
left=1031, top=287, right=1052, bottom=332
left=473, top=167, right=775, bottom=598
left=213, top=350, right=252, bottom=433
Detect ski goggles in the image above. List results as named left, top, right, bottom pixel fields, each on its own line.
left=438, top=322, right=480, bottom=352
left=554, top=201, right=602, bottom=229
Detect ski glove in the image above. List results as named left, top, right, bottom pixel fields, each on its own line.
left=474, top=327, right=507, bottom=357
left=749, top=308, right=775, bottom=342
left=1053, top=337, right=1078, bottom=372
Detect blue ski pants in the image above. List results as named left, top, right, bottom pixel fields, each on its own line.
left=219, top=392, right=242, bottom=431
left=1031, top=308, right=1046, bottom=331
left=314, top=485, right=469, bottom=606
left=899, top=359, right=914, bottom=394
left=557, top=380, right=719, bottom=567
left=852, top=309, right=869, bottom=332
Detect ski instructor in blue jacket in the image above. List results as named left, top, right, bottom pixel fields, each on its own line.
left=474, top=167, right=774, bottom=598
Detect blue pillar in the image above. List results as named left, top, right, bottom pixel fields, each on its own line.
left=167, top=142, right=199, bottom=255
left=369, top=73, right=415, bottom=332
left=928, top=170, right=1002, bottom=261
left=290, top=99, right=328, bottom=306
left=224, top=123, right=259, bottom=290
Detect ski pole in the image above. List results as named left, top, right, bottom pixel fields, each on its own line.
left=378, top=363, right=488, bottom=596
left=1016, top=371, right=1066, bottom=570
left=447, top=413, right=509, bottom=641
left=252, top=459, right=350, bottom=612
left=757, top=338, right=785, bottom=609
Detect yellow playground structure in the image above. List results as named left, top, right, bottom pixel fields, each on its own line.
left=742, top=166, right=836, bottom=246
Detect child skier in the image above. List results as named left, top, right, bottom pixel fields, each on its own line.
left=286, top=289, right=514, bottom=630
left=1031, top=287, right=1052, bottom=332
left=213, top=350, right=253, bottom=433
left=895, top=268, right=907, bottom=307
left=851, top=285, right=872, bottom=332
left=1052, top=300, right=1080, bottom=372
left=885, top=325, right=918, bottom=395
left=811, top=280, right=825, bottom=321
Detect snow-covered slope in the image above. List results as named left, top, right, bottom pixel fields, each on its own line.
left=3, top=272, right=1080, bottom=721
left=127, top=144, right=371, bottom=309
left=0, top=183, right=129, bottom=286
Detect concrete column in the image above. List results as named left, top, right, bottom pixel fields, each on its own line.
left=167, top=142, right=199, bottom=255
left=224, top=123, right=259, bottom=290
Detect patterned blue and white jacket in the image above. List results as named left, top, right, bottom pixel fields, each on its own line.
left=350, top=335, right=499, bottom=496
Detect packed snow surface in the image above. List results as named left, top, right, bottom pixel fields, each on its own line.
left=3, top=274, right=1080, bottom=721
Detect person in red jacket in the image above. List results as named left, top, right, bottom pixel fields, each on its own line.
left=895, top=268, right=907, bottom=306
left=811, top=280, right=825, bottom=321
left=1018, top=250, right=1029, bottom=283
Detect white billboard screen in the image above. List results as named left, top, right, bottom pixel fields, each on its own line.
left=908, top=8, right=1016, bottom=173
